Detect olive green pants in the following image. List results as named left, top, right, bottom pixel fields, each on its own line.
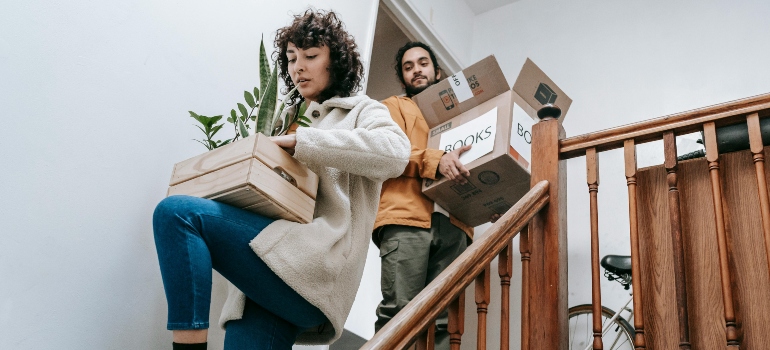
left=374, top=213, right=469, bottom=350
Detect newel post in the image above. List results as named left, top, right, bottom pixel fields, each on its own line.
left=526, top=104, right=568, bottom=350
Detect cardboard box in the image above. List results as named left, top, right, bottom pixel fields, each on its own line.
left=512, top=58, right=572, bottom=123
left=412, top=56, right=510, bottom=128
left=417, top=56, right=569, bottom=226
left=167, top=134, right=318, bottom=223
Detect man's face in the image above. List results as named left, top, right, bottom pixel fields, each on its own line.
left=400, top=47, right=441, bottom=97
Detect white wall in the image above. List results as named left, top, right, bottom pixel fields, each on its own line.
left=407, top=0, right=476, bottom=67
left=465, top=0, right=770, bottom=348
left=0, top=1, right=378, bottom=349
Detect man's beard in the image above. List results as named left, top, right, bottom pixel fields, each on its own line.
left=405, top=75, right=437, bottom=97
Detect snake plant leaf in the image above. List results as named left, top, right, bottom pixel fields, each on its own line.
left=259, top=35, right=270, bottom=96
left=271, top=85, right=298, bottom=135
left=237, top=112, right=250, bottom=138
left=271, top=104, right=286, bottom=136
left=244, top=91, right=256, bottom=109
left=256, top=64, right=278, bottom=135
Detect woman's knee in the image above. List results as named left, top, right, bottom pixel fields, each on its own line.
left=153, top=195, right=207, bottom=236
left=154, top=195, right=201, bottom=220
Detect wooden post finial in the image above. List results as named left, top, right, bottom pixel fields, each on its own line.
left=537, top=104, right=562, bottom=121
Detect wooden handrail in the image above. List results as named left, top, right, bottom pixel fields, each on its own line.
left=559, top=92, right=770, bottom=159
left=360, top=180, right=551, bottom=350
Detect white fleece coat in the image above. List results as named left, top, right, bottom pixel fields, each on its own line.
left=219, top=95, right=410, bottom=344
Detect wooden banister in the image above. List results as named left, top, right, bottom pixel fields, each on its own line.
left=559, top=93, right=770, bottom=159
left=360, top=180, right=550, bottom=350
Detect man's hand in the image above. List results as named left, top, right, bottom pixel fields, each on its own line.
left=438, top=145, right=472, bottom=184
left=270, top=134, right=297, bottom=155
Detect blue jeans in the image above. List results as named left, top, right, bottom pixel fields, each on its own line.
left=153, top=195, right=327, bottom=349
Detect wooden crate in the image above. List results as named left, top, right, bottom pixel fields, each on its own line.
left=167, top=134, right=318, bottom=223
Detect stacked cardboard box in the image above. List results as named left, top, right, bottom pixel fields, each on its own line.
left=413, top=56, right=571, bottom=226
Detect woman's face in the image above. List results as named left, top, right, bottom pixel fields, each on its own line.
left=286, top=42, right=331, bottom=103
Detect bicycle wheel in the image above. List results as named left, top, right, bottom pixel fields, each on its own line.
left=568, top=304, right=634, bottom=350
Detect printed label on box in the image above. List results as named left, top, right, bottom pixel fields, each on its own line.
left=438, top=107, right=497, bottom=165
left=449, top=70, right=474, bottom=103
left=510, top=103, right=533, bottom=171
left=431, top=122, right=452, bottom=137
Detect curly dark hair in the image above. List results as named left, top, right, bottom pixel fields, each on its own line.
left=274, top=9, right=364, bottom=105
left=394, top=41, right=442, bottom=85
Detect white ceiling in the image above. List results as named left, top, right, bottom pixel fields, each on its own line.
left=463, top=0, right=519, bottom=15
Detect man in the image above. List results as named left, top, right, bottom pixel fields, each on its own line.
left=373, top=41, right=473, bottom=349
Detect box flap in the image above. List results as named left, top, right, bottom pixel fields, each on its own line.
left=412, top=55, right=510, bottom=128
left=512, top=58, right=572, bottom=123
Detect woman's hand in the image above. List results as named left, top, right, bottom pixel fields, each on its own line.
left=270, top=134, right=297, bottom=155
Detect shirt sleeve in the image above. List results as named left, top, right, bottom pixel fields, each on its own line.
left=381, top=97, right=444, bottom=180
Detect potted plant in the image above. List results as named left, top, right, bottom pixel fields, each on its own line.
left=166, top=37, right=318, bottom=223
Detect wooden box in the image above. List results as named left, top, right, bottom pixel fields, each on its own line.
left=167, top=134, right=318, bottom=223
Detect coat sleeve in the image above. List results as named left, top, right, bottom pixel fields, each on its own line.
left=293, top=99, right=410, bottom=182
left=381, top=97, right=445, bottom=180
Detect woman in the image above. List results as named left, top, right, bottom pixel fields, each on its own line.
left=153, top=9, right=410, bottom=349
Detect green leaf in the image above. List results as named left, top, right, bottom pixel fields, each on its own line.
left=298, top=116, right=313, bottom=124
left=270, top=85, right=298, bottom=135
left=237, top=103, right=249, bottom=119
left=256, top=63, right=278, bottom=135
left=220, top=139, right=232, bottom=147
left=210, top=124, right=224, bottom=137
left=244, top=91, right=256, bottom=109
left=237, top=113, right=250, bottom=138
left=296, top=121, right=310, bottom=127
left=298, top=101, right=308, bottom=117
left=259, top=35, right=270, bottom=96
left=189, top=111, right=207, bottom=125
left=194, top=139, right=212, bottom=150
left=253, top=87, right=260, bottom=104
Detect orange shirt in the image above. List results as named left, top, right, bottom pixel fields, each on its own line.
left=373, top=96, right=473, bottom=245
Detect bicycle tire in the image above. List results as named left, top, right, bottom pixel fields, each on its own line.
left=568, top=304, right=635, bottom=350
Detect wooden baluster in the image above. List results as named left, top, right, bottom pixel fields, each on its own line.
left=747, top=113, right=770, bottom=282
left=663, top=131, right=692, bottom=349
left=475, top=267, right=490, bottom=350
left=416, top=330, right=428, bottom=350
left=528, top=108, right=568, bottom=350
left=624, top=139, right=647, bottom=349
left=427, top=323, right=435, bottom=350
left=586, top=148, right=604, bottom=350
left=448, top=291, right=465, bottom=350
left=519, top=227, right=530, bottom=350
left=499, top=239, right=513, bottom=350
left=703, top=122, right=741, bottom=349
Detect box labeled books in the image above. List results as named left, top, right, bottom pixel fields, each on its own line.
left=414, top=56, right=570, bottom=226
left=167, top=133, right=318, bottom=223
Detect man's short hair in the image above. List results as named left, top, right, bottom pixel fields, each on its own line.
left=394, top=42, right=441, bottom=85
